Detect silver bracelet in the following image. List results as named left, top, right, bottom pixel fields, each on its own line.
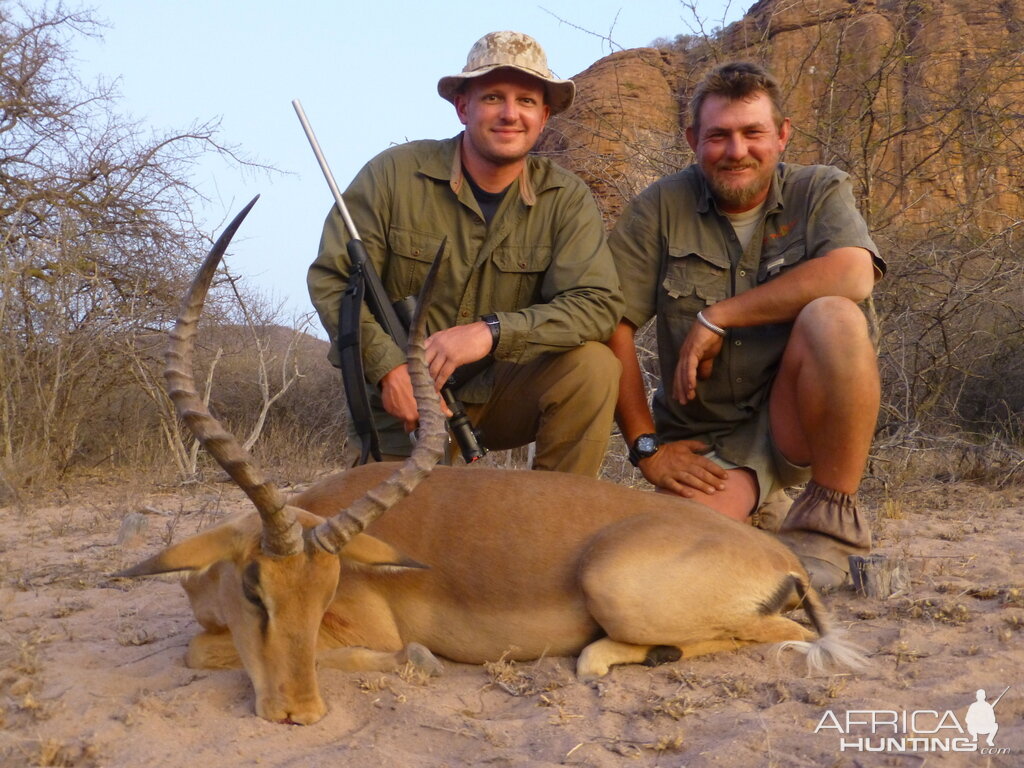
left=696, top=310, right=727, bottom=337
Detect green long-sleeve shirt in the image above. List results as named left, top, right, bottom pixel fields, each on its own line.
left=308, top=135, right=624, bottom=404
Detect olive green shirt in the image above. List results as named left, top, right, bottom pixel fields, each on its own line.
left=308, top=136, right=624, bottom=404
left=609, top=162, right=882, bottom=470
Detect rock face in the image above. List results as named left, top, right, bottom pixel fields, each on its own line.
left=539, top=0, right=1024, bottom=233
left=538, top=47, right=688, bottom=225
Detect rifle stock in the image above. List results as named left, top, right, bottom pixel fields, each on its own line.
left=346, top=237, right=407, bottom=350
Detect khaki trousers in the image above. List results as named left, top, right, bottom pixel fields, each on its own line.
left=364, top=341, right=620, bottom=477
left=464, top=341, right=620, bottom=476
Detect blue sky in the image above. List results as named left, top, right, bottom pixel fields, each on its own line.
left=77, top=1, right=744, bottom=329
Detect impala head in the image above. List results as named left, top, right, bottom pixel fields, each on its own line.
left=118, top=197, right=446, bottom=724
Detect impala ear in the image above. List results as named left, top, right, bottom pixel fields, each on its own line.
left=114, top=518, right=256, bottom=577
left=340, top=533, right=428, bottom=571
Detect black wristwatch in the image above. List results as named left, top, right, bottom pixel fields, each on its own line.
left=628, top=433, right=661, bottom=467
left=481, top=313, right=500, bottom=353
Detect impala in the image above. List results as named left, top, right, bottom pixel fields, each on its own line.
left=119, top=198, right=864, bottom=725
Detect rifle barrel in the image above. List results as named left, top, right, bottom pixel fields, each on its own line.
left=291, top=99, right=360, bottom=242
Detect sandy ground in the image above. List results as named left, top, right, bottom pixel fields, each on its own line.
left=1, top=475, right=1022, bottom=768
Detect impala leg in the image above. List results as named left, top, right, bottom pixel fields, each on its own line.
left=576, top=637, right=752, bottom=680
left=736, top=615, right=816, bottom=644
left=186, top=631, right=242, bottom=669
left=670, top=617, right=814, bottom=660
left=317, top=642, right=443, bottom=676
left=577, top=614, right=815, bottom=681
left=577, top=637, right=657, bottom=680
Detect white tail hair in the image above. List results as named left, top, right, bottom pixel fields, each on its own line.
left=778, top=629, right=870, bottom=674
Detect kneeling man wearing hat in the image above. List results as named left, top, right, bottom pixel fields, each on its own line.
left=309, top=31, right=624, bottom=475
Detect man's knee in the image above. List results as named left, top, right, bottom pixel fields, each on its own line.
left=792, top=296, right=874, bottom=359
left=550, top=342, right=621, bottom=407
left=795, top=296, right=870, bottom=338
left=565, top=340, right=622, bottom=375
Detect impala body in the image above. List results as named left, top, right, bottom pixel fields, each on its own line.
left=293, top=464, right=816, bottom=664
left=121, top=199, right=862, bottom=725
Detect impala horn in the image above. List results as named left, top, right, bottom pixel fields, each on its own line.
left=164, top=196, right=303, bottom=557
left=308, top=239, right=449, bottom=553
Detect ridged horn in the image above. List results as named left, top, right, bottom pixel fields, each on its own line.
left=309, top=239, right=449, bottom=553
left=164, top=196, right=303, bottom=557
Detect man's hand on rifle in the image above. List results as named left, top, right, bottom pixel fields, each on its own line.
left=424, top=322, right=493, bottom=391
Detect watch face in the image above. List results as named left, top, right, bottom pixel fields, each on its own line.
left=636, top=435, right=658, bottom=456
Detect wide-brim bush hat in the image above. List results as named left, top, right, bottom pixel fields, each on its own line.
left=437, top=31, right=575, bottom=114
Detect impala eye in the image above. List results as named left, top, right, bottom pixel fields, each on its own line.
left=242, top=562, right=266, bottom=612
left=242, top=582, right=264, bottom=610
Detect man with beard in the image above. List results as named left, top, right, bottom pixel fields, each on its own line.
left=607, top=62, right=885, bottom=589
left=309, top=31, right=623, bottom=476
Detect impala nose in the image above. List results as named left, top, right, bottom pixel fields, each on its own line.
left=258, top=695, right=327, bottom=725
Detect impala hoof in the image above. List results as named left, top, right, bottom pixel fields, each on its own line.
left=575, top=651, right=610, bottom=682
left=405, top=642, right=444, bottom=676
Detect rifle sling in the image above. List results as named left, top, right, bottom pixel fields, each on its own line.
left=337, top=261, right=381, bottom=464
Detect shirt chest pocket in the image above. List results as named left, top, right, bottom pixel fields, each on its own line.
left=386, top=227, right=446, bottom=298
left=491, top=245, right=552, bottom=308
left=758, top=241, right=806, bottom=283
left=662, top=247, right=730, bottom=309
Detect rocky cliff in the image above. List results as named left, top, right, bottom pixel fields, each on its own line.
left=539, top=0, right=1024, bottom=234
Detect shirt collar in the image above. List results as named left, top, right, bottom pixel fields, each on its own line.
left=419, top=134, right=540, bottom=205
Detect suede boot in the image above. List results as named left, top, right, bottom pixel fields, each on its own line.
left=750, top=488, right=792, bottom=533
left=777, top=480, right=871, bottom=590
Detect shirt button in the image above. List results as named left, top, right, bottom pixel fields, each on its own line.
left=736, top=377, right=744, bottom=383
left=460, top=310, right=469, bottom=317
left=734, top=340, right=742, bottom=346
left=739, top=269, right=746, bottom=277
left=412, top=248, right=421, bottom=257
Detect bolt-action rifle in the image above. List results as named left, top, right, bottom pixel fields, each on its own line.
left=292, top=99, right=487, bottom=465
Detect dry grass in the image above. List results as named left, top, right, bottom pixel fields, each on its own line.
left=356, top=676, right=408, bottom=705
left=582, top=731, right=687, bottom=759
left=20, top=738, right=99, bottom=768
left=647, top=693, right=696, bottom=720
left=482, top=653, right=570, bottom=698
left=879, top=496, right=906, bottom=520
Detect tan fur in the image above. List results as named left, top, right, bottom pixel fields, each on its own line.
left=126, top=462, right=857, bottom=723
left=124, top=201, right=861, bottom=725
